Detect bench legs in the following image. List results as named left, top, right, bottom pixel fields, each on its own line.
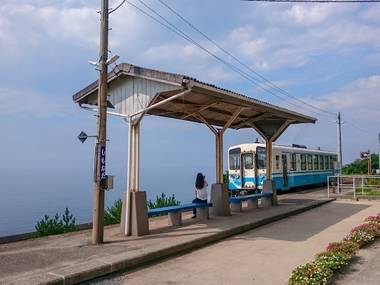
left=168, top=212, right=182, bottom=226
left=196, top=207, right=209, bottom=220
left=246, top=199, right=258, bottom=210
left=260, top=197, right=272, bottom=208
left=230, top=202, right=242, bottom=212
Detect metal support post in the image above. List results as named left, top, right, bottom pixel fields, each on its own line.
left=337, top=112, right=343, bottom=173
left=327, top=176, right=330, bottom=198
left=361, top=176, right=364, bottom=196
left=92, top=0, right=109, bottom=245
left=353, top=176, right=356, bottom=199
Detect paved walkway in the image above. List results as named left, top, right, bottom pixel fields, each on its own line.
left=333, top=239, right=380, bottom=285
left=90, top=199, right=380, bottom=285
left=0, top=190, right=332, bottom=285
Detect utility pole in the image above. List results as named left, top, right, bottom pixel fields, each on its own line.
left=368, top=150, right=371, bottom=175
left=92, top=0, right=109, bottom=245
left=337, top=112, right=343, bottom=173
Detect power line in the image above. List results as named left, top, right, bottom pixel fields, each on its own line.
left=125, top=0, right=333, bottom=118
left=344, top=119, right=372, bottom=134
left=157, top=0, right=336, bottom=117
left=109, top=0, right=127, bottom=14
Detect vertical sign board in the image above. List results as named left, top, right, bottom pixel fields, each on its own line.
left=99, top=145, right=106, bottom=182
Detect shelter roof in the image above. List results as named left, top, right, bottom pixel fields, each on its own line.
left=73, top=62, right=316, bottom=140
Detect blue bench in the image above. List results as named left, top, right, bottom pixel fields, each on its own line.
left=148, top=202, right=212, bottom=226
left=229, top=193, right=273, bottom=212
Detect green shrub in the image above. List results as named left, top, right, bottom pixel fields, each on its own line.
left=104, top=198, right=122, bottom=225
left=326, top=241, right=359, bottom=257
left=344, top=223, right=379, bottom=247
left=315, top=252, right=350, bottom=271
left=62, top=207, right=76, bottom=232
left=364, top=214, right=380, bottom=224
left=288, top=262, right=333, bottom=285
left=147, top=193, right=180, bottom=209
left=35, top=208, right=76, bottom=236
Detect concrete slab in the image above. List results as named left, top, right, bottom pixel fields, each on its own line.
left=105, top=199, right=380, bottom=285
left=0, top=190, right=334, bottom=285
left=332, top=239, right=380, bottom=285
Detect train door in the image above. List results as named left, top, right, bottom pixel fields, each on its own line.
left=241, top=153, right=255, bottom=189
left=228, top=148, right=242, bottom=190
left=282, top=154, right=288, bottom=187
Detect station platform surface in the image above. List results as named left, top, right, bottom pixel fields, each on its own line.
left=0, top=189, right=334, bottom=285
left=104, top=197, right=380, bottom=285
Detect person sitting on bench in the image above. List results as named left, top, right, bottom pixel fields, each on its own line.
left=192, top=173, right=208, bottom=218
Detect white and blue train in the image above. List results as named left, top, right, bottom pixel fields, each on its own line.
left=228, top=142, right=339, bottom=193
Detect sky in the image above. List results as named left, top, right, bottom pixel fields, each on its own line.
left=0, top=0, right=379, bottom=234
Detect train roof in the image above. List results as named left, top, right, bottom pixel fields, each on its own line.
left=228, top=142, right=337, bottom=155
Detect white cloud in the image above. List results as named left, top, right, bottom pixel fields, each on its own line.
left=221, top=4, right=380, bottom=70
left=0, top=0, right=147, bottom=58
left=303, top=75, right=380, bottom=123
left=143, top=42, right=209, bottom=61
left=0, top=88, right=69, bottom=117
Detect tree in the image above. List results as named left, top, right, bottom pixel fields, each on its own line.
left=342, top=153, right=379, bottom=175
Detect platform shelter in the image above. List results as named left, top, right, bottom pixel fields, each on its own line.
left=73, top=62, right=316, bottom=236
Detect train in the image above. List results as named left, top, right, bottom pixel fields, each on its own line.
left=227, top=142, right=339, bottom=194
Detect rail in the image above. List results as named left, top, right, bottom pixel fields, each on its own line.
left=327, top=175, right=380, bottom=199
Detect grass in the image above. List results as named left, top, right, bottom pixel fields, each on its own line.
left=344, top=189, right=380, bottom=197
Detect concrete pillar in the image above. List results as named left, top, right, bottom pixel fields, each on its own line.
left=210, top=183, right=231, bottom=216
left=130, top=191, right=149, bottom=236
left=265, top=139, right=278, bottom=205
left=262, top=180, right=276, bottom=207
left=121, top=121, right=149, bottom=236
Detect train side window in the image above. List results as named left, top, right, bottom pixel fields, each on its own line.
left=313, top=155, right=319, bottom=170
left=301, top=154, right=306, bottom=171
left=307, top=154, right=313, bottom=170
left=330, top=156, right=334, bottom=169
left=275, top=155, right=280, bottom=169
left=291, top=153, right=297, bottom=171
left=257, top=147, right=266, bottom=169
left=325, top=156, right=329, bottom=169
left=320, top=155, right=324, bottom=170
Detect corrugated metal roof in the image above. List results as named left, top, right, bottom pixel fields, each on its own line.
left=72, top=62, right=316, bottom=129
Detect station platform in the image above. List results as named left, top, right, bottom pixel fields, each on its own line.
left=0, top=189, right=333, bottom=285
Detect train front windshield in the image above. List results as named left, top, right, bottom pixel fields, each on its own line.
left=228, top=148, right=257, bottom=191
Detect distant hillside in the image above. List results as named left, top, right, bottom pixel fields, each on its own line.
left=342, top=153, right=379, bottom=174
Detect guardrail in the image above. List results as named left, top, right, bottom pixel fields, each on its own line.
left=327, top=175, right=380, bottom=199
